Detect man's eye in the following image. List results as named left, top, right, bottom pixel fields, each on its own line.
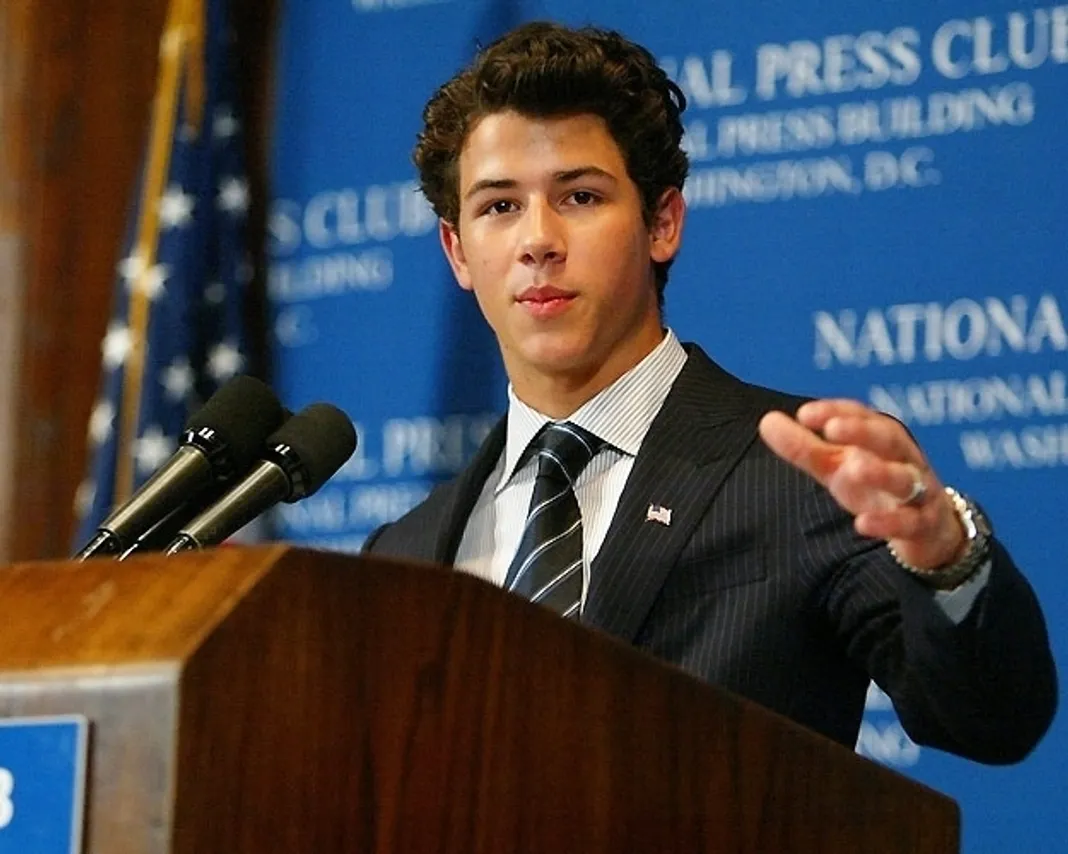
left=570, top=191, right=598, bottom=205
left=485, top=200, right=516, bottom=216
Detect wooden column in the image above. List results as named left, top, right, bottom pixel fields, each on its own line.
left=0, top=5, right=33, bottom=562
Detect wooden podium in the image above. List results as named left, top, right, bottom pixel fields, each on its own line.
left=0, top=546, right=959, bottom=852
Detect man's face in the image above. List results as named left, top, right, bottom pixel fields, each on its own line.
left=439, top=111, right=684, bottom=397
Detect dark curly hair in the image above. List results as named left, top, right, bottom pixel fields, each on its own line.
left=414, top=21, right=689, bottom=298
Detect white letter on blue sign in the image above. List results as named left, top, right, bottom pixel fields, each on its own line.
left=0, top=767, right=13, bottom=828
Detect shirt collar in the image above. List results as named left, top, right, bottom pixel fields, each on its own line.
left=496, top=329, right=688, bottom=493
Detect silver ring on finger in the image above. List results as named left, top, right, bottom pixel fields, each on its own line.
left=900, top=468, right=928, bottom=507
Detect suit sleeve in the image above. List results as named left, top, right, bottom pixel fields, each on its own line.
left=361, top=522, right=390, bottom=553
left=798, top=482, right=1057, bottom=765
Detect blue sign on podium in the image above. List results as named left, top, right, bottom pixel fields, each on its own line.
left=0, top=716, right=89, bottom=854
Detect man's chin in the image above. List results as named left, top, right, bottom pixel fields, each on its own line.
left=519, top=343, right=596, bottom=378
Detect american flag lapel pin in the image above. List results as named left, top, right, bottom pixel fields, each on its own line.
left=646, top=504, right=672, bottom=526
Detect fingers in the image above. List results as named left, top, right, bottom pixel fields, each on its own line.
left=855, top=476, right=948, bottom=546
left=797, top=400, right=927, bottom=468
left=760, top=408, right=936, bottom=517
left=830, top=450, right=926, bottom=505
left=758, top=411, right=842, bottom=482
left=824, top=449, right=934, bottom=517
left=821, top=416, right=922, bottom=466
left=795, top=399, right=873, bottom=429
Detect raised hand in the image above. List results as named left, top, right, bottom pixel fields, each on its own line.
left=758, top=400, right=965, bottom=571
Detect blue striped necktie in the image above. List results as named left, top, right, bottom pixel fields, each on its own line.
left=504, top=421, right=604, bottom=618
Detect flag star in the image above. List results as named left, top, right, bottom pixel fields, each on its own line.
left=88, top=400, right=116, bottom=445
left=213, top=107, right=240, bottom=140
left=204, top=281, right=227, bottom=304
left=117, top=253, right=146, bottom=286
left=158, top=185, right=195, bottom=229
left=134, top=426, right=176, bottom=476
left=217, top=177, right=249, bottom=214
left=102, top=323, right=134, bottom=369
left=161, top=358, right=195, bottom=402
left=207, top=340, right=245, bottom=382
left=135, top=264, right=170, bottom=301
left=74, top=479, right=96, bottom=519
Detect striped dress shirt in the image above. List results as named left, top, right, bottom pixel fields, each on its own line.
left=455, top=329, right=687, bottom=606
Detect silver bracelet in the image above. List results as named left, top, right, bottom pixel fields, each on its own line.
left=887, top=487, right=992, bottom=589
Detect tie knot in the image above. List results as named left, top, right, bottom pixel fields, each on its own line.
left=529, top=421, right=604, bottom=486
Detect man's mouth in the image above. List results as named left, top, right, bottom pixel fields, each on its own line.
left=516, top=285, right=575, bottom=303
left=516, top=286, right=577, bottom=317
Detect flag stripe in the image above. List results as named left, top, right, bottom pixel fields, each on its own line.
left=181, top=0, right=207, bottom=131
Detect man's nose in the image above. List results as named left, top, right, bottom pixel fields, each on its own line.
left=517, top=199, right=566, bottom=266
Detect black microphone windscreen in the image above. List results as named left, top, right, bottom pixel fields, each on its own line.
left=185, top=376, right=285, bottom=473
left=269, top=403, right=357, bottom=498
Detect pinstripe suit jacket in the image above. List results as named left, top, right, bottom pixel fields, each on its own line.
left=366, top=345, right=1056, bottom=763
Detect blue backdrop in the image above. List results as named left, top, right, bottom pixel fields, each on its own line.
left=267, top=2, right=1066, bottom=849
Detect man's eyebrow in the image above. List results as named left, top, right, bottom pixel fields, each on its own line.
left=463, top=167, right=618, bottom=201
left=554, top=166, right=617, bottom=184
left=464, top=178, right=517, bottom=201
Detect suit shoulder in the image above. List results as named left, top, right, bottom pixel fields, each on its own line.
left=363, top=477, right=457, bottom=558
left=735, top=379, right=813, bottom=415
left=682, top=344, right=813, bottom=416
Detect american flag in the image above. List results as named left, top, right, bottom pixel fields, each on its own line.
left=645, top=504, right=673, bottom=526
left=74, top=0, right=252, bottom=548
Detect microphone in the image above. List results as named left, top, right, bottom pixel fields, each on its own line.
left=116, top=409, right=296, bottom=560
left=163, top=402, right=357, bottom=554
left=74, top=376, right=285, bottom=560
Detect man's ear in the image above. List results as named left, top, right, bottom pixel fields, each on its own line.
left=648, top=187, right=686, bottom=265
left=439, top=220, right=473, bottom=290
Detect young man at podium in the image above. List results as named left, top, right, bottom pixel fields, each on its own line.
left=364, top=21, right=1056, bottom=763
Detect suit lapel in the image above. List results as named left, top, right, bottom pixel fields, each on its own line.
left=432, top=416, right=507, bottom=564
left=583, top=347, right=763, bottom=642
